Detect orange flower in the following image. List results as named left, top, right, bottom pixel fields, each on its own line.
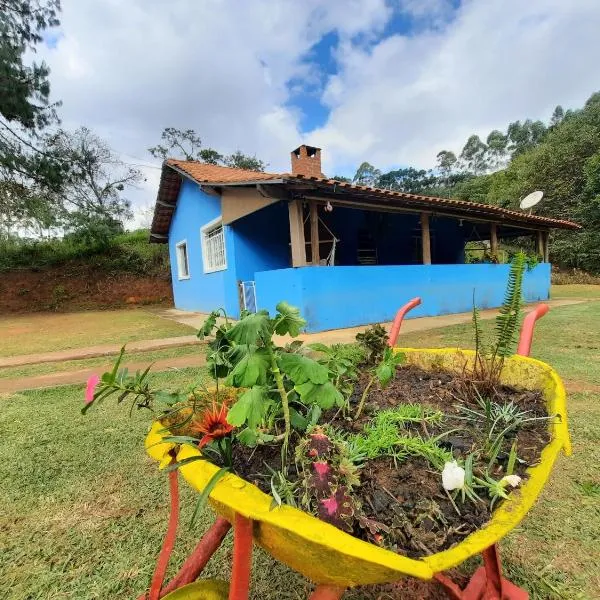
left=193, top=402, right=234, bottom=447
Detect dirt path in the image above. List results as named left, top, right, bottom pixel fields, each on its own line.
left=0, top=335, right=201, bottom=368
left=0, top=354, right=206, bottom=394
left=156, top=299, right=586, bottom=346
left=0, top=298, right=588, bottom=394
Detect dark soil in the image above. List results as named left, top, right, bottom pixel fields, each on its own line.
left=222, top=365, right=550, bottom=561
left=0, top=262, right=173, bottom=313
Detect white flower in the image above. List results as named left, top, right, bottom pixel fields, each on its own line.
left=442, top=461, right=466, bottom=491
left=501, top=474, right=522, bottom=488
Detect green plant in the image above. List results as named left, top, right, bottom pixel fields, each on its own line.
left=472, top=252, right=527, bottom=389
left=295, top=427, right=361, bottom=532
left=308, top=343, right=362, bottom=408
left=355, top=324, right=388, bottom=366
left=199, top=303, right=344, bottom=465
left=354, top=347, right=405, bottom=418
left=350, top=405, right=452, bottom=469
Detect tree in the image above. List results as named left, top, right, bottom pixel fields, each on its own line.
left=149, top=127, right=266, bottom=171
left=352, top=162, right=381, bottom=186
left=436, top=150, right=457, bottom=182
left=45, top=127, right=142, bottom=226
left=550, top=105, right=565, bottom=127
left=486, top=130, right=508, bottom=169
left=460, top=135, right=489, bottom=174
left=0, top=1, right=66, bottom=190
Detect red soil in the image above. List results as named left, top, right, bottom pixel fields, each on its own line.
left=0, top=263, right=173, bottom=313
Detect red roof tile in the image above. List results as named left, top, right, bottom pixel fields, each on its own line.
left=150, top=160, right=581, bottom=240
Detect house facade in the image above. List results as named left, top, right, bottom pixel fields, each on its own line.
left=150, top=146, right=580, bottom=332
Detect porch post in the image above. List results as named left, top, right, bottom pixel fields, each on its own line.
left=288, top=199, right=306, bottom=267
left=536, top=230, right=544, bottom=259
left=421, top=213, right=431, bottom=265
left=490, top=223, right=498, bottom=257
left=542, top=231, right=550, bottom=262
left=310, top=201, right=320, bottom=265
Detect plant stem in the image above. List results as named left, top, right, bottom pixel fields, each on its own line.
left=355, top=375, right=375, bottom=419
left=267, top=343, right=291, bottom=465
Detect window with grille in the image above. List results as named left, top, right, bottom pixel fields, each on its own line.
left=175, top=240, right=190, bottom=279
left=201, top=219, right=227, bottom=273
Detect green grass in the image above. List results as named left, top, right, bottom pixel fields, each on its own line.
left=1, top=299, right=599, bottom=598
left=550, top=283, right=600, bottom=299
left=0, top=345, right=202, bottom=380
left=398, top=299, right=600, bottom=387
left=0, top=309, right=195, bottom=357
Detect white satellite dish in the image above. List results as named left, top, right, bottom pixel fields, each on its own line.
left=520, top=190, right=544, bottom=211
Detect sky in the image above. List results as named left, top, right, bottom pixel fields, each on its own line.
left=39, top=0, right=600, bottom=227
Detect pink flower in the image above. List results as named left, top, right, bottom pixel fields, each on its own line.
left=85, top=374, right=100, bottom=404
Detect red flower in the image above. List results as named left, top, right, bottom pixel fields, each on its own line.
left=193, top=402, right=234, bottom=448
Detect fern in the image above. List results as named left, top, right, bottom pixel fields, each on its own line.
left=494, top=252, right=525, bottom=358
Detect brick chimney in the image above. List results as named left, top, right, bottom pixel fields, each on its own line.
left=290, top=145, right=323, bottom=178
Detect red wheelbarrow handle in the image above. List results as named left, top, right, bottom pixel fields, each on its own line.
left=517, top=303, right=549, bottom=358
left=388, top=297, right=422, bottom=347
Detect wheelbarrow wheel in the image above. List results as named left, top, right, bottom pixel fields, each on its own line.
left=160, top=579, right=229, bottom=600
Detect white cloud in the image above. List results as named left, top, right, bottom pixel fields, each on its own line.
left=39, top=0, right=600, bottom=226
left=312, top=0, right=600, bottom=174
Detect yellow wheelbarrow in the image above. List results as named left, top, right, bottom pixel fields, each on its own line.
left=141, top=300, right=571, bottom=600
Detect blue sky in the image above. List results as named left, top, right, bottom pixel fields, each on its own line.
left=39, top=0, right=600, bottom=224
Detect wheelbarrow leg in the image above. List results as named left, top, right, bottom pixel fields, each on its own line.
left=309, top=584, right=346, bottom=599
left=435, top=544, right=529, bottom=599
left=229, top=514, right=253, bottom=600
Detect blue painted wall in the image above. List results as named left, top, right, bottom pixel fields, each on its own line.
left=169, top=179, right=230, bottom=312
left=255, top=263, right=551, bottom=332
left=230, top=201, right=291, bottom=281
left=168, top=182, right=292, bottom=317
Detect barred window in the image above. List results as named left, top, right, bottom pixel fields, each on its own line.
left=175, top=240, right=190, bottom=279
left=201, top=219, right=227, bottom=273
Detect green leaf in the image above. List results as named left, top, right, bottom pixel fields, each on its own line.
left=274, top=302, right=306, bottom=336
left=162, top=455, right=208, bottom=472
left=190, top=468, right=229, bottom=528
left=226, top=311, right=271, bottom=346
left=375, top=362, right=394, bottom=387
left=225, top=347, right=270, bottom=387
left=237, top=428, right=259, bottom=447
left=227, top=386, right=268, bottom=429
left=306, top=342, right=331, bottom=354
left=197, top=310, right=220, bottom=339
left=278, top=353, right=328, bottom=385
left=154, top=391, right=185, bottom=406
left=295, top=380, right=343, bottom=409
left=289, top=407, right=309, bottom=431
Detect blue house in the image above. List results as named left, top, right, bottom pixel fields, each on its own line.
left=150, top=145, right=579, bottom=332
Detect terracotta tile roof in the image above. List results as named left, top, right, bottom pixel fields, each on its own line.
left=150, top=160, right=581, bottom=241
left=166, top=159, right=282, bottom=183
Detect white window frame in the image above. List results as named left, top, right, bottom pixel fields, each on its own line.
left=201, top=217, right=227, bottom=273
left=175, top=240, right=190, bottom=280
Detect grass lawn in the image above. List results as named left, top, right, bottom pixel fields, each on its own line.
left=1, top=298, right=599, bottom=599
left=0, top=309, right=195, bottom=358
left=550, top=283, right=600, bottom=300
left=0, top=345, right=203, bottom=380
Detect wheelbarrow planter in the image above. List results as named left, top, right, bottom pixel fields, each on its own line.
left=145, top=344, right=571, bottom=598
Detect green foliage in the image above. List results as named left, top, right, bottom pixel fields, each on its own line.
left=198, top=303, right=343, bottom=464
left=355, top=323, right=388, bottom=366
left=472, top=253, right=526, bottom=386
left=308, top=343, right=363, bottom=402
left=0, top=228, right=170, bottom=275
left=148, top=127, right=266, bottom=171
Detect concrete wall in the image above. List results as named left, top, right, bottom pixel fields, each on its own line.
left=255, top=263, right=551, bottom=332
left=168, top=181, right=291, bottom=317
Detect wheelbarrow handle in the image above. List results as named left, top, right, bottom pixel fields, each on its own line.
left=388, top=297, right=422, bottom=347
left=516, top=303, right=549, bottom=358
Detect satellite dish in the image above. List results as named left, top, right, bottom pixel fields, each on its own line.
left=520, top=190, right=544, bottom=210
